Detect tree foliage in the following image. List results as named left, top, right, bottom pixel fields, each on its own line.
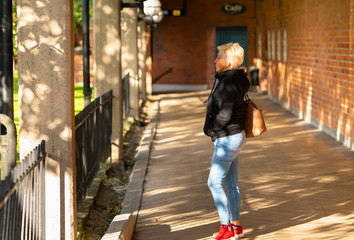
left=12, top=0, right=17, bottom=56
left=73, top=0, right=93, bottom=33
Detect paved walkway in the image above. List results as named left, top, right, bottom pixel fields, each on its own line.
left=133, top=91, right=354, bottom=240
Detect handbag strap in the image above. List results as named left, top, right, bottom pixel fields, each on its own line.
left=245, top=94, right=262, bottom=111
left=204, top=78, right=218, bottom=103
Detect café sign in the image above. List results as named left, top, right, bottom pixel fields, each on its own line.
left=222, top=3, right=246, bottom=15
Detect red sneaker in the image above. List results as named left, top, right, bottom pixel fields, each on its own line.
left=213, top=224, right=235, bottom=240
left=232, top=225, right=244, bottom=238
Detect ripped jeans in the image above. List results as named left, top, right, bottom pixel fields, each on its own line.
left=207, top=131, right=246, bottom=224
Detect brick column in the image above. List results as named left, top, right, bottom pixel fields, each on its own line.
left=17, top=0, right=76, bottom=238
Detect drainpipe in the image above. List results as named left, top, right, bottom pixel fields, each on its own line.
left=82, top=0, right=91, bottom=106
left=0, top=114, right=16, bottom=180
left=0, top=0, right=14, bottom=122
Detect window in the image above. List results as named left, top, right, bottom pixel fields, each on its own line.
left=267, top=31, right=271, bottom=60
left=271, top=30, right=275, bottom=60
left=258, top=32, right=262, bottom=58
left=277, top=29, right=281, bottom=61
left=283, top=29, right=287, bottom=62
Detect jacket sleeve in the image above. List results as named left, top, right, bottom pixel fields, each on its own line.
left=211, top=80, right=237, bottom=131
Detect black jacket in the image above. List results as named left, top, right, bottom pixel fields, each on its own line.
left=203, top=69, right=250, bottom=141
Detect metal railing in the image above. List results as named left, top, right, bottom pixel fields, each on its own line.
left=122, top=73, right=130, bottom=120
left=0, top=141, right=46, bottom=240
left=75, top=89, right=113, bottom=204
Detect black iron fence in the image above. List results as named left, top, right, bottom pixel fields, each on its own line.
left=122, top=73, right=130, bottom=120
left=0, top=141, right=46, bottom=240
left=75, top=89, right=113, bottom=204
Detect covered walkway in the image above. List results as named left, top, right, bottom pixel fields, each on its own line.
left=133, top=91, right=354, bottom=240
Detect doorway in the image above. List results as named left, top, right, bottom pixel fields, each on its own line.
left=215, top=27, right=248, bottom=67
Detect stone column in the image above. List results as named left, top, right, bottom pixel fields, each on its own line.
left=17, top=0, right=76, bottom=239
left=93, top=0, right=123, bottom=164
left=121, top=7, right=140, bottom=120
left=138, top=21, right=147, bottom=101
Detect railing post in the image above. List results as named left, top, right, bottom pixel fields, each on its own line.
left=0, top=114, right=16, bottom=180
left=82, top=0, right=92, bottom=107
left=0, top=0, right=14, bottom=120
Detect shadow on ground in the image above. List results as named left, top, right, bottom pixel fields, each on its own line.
left=133, top=91, right=354, bottom=240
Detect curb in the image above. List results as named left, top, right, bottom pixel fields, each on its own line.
left=101, top=100, right=160, bottom=240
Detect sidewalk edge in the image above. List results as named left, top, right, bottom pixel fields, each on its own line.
left=101, top=100, right=160, bottom=240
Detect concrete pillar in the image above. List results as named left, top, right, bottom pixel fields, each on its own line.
left=93, top=0, right=123, bottom=164
left=138, top=21, right=147, bottom=101
left=121, top=7, right=140, bottom=120
left=17, top=0, right=76, bottom=239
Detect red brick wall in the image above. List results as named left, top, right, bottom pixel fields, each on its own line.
left=153, top=0, right=256, bottom=86
left=254, top=0, right=353, bottom=148
left=74, top=29, right=94, bottom=85
left=74, top=53, right=94, bottom=84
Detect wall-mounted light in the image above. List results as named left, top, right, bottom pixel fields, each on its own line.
left=121, top=0, right=164, bottom=24
left=152, top=9, right=164, bottom=24
left=121, top=0, right=164, bottom=62
left=143, top=0, right=162, bottom=17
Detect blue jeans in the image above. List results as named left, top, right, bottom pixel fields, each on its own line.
left=207, top=131, right=246, bottom=224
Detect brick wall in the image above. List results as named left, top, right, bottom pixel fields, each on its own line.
left=254, top=0, right=353, bottom=149
left=152, top=0, right=256, bottom=89
left=74, top=53, right=94, bottom=85
left=74, top=29, right=94, bottom=85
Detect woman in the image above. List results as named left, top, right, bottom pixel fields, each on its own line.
left=203, top=42, right=250, bottom=240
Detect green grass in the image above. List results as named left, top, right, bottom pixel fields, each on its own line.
left=74, top=85, right=95, bottom=115
left=13, top=71, right=19, bottom=134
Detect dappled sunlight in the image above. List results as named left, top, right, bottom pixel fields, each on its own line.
left=277, top=62, right=286, bottom=101
left=18, top=0, right=74, bottom=155
left=144, top=186, right=187, bottom=196
left=47, top=118, right=63, bottom=130
left=170, top=213, right=219, bottom=232
left=254, top=213, right=354, bottom=239
left=17, top=0, right=76, bottom=238
left=134, top=92, right=354, bottom=239
left=157, top=134, right=190, bottom=144
left=289, top=129, right=321, bottom=135
left=266, top=39, right=351, bottom=150
left=102, top=4, right=113, bottom=15
left=245, top=196, right=288, bottom=212
left=312, top=175, right=338, bottom=183
left=93, top=0, right=121, bottom=91
left=233, top=93, right=354, bottom=238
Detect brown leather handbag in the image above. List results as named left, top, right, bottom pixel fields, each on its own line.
left=243, top=94, right=267, bottom=138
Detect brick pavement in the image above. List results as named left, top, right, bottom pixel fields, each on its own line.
left=133, top=91, right=354, bottom=240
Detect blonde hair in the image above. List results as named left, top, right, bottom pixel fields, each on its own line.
left=217, top=42, right=246, bottom=71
